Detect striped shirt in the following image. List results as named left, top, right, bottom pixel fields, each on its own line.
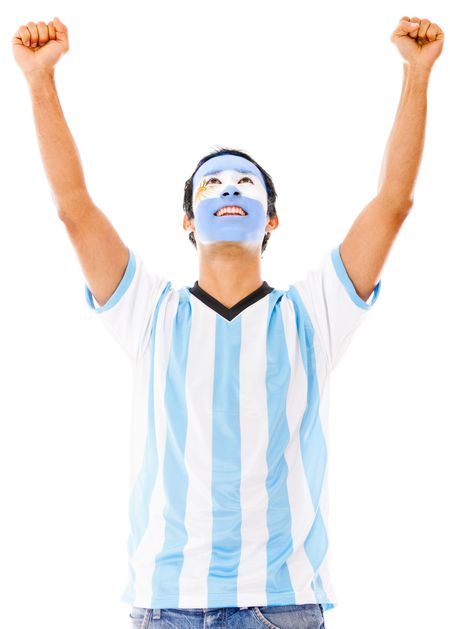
left=84, top=244, right=381, bottom=611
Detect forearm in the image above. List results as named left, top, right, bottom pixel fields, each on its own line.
left=377, top=62, right=431, bottom=209
left=26, top=69, right=92, bottom=216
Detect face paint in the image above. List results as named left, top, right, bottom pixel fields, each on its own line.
left=191, top=154, right=269, bottom=244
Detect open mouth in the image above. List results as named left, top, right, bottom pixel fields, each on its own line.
left=214, top=205, right=248, bottom=217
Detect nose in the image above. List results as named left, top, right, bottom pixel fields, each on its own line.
left=221, top=185, right=241, bottom=198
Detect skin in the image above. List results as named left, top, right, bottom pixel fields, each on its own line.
left=11, top=16, right=444, bottom=309
left=184, top=165, right=278, bottom=308
left=337, top=16, right=444, bottom=301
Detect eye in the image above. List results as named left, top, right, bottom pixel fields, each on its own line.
left=239, top=176, right=254, bottom=184
left=206, top=177, right=221, bottom=185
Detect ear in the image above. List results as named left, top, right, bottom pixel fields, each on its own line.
left=265, top=214, right=279, bottom=232
left=183, top=214, right=195, bottom=232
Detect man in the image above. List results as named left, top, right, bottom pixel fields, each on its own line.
left=13, top=14, right=443, bottom=629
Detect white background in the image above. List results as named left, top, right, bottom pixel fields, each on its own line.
left=1, top=1, right=449, bottom=628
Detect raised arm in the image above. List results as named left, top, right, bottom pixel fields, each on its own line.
left=339, top=16, right=444, bottom=301
left=12, top=17, right=129, bottom=307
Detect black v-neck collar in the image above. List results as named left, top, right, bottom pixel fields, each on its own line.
left=189, top=281, right=274, bottom=321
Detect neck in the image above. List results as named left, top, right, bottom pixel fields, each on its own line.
left=197, top=241, right=263, bottom=309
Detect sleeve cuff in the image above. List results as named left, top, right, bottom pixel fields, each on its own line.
left=85, top=248, right=136, bottom=313
left=331, top=244, right=381, bottom=310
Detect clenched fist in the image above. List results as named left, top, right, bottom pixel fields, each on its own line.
left=12, top=16, right=69, bottom=78
left=391, top=16, right=444, bottom=69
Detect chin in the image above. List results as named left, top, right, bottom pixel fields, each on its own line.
left=199, top=240, right=261, bottom=253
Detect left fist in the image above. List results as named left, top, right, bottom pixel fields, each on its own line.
left=391, top=16, right=444, bottom=69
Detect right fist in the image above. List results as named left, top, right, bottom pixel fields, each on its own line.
left=12, top=17, right=69, bottom=78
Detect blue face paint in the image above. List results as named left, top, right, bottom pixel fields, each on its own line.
left=191, top=154, right=269, bottom=244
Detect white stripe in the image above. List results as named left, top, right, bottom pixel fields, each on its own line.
left=237, top=298, right=271, bottom=602
left=178, top=296, right=217, bottom=606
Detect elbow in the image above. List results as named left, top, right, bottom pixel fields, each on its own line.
left=377, top=192, right=414, bottom=217
left=400, top=197, right=414, bottom=215
left=394, top=199, right=414, bottom=220
left=56, top=189, right=95, bottom=223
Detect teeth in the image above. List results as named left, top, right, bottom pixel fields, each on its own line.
left=215, top=206, right=247, bottom=216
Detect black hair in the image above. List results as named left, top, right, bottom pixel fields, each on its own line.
left=183, top=146, right=277, bottom=254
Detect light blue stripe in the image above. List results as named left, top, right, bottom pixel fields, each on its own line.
left=151, top=288, right=192, bottom=606
left=331, top=244, right=381, bottom=310
left=85, top=248, right=136, bottom=312
left=207, top=314, right=242, bottom=607
left=121, top=280, right=172, bottom=606
left=265, top=290, right=296, bottom=604
left=287, top=285, right=331, bottom=609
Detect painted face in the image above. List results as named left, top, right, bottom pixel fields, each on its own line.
left=191, top=154, right=269, bottom=244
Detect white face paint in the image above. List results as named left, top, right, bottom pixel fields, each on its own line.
left=192, top=169, right=268, bottom=215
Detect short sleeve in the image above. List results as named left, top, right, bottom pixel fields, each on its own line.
left=84, top=247, right=171, bottom=362
left=290, top=243, right=381, bottom=371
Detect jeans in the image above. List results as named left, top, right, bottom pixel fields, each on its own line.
left=129, top=603, right=325, bottom=628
